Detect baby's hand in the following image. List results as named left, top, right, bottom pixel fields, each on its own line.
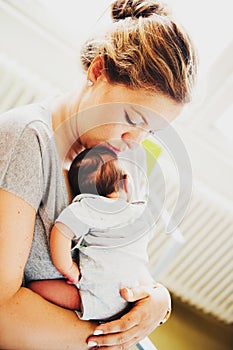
left=64, top=262, right=80, bottom=285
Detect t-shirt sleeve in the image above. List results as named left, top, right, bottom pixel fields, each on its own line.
left=55, top=203, right=89, bottom=239
left=0, top=126, right=43, bottom=210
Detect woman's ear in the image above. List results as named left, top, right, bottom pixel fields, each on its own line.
left=87, top=55, right=107, bottom=83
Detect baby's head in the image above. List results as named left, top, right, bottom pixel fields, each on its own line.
left=68, top=146, right=129, bottom=200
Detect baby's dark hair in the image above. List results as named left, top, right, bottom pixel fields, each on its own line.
left=68, top=145, right=125, bottom=199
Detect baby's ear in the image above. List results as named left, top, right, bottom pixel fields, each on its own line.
left=123, top=174, right=129, bottom=193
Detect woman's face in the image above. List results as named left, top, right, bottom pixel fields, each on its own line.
left=77, top=79, right=183, bottom=153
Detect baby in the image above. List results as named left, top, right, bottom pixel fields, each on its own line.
left=30, top=145, right=155, bottom=321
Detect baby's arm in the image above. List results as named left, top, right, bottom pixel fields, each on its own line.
left=50, top=222, right=80, bottom=284
left=28, top=222, right=81, bottom=309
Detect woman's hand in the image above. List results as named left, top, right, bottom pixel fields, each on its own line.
left=87, top=283, right=171, bottom=349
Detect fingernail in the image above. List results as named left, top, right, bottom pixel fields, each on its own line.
left=93, top=329, right=103, bottom=335
left=88, top=340, right=98, bottom=347
left=125, top=287, right=133, bottom=299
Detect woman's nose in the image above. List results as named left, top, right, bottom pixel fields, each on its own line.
left=122, top=129, right=148, bottom=149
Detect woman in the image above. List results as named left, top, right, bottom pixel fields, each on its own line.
left=0, top=0, right=197, bottom=349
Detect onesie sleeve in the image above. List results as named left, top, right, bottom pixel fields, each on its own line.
left=0, top=125, right=43, bottom=210
left=55, top=203, right=89, bottom=239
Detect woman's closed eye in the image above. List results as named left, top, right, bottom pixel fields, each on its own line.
left=124, top=110, right=154, bottom=135
left=124, top=109, right=146, bottom=127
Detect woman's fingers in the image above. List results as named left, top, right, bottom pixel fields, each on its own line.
left=120, top=285, right=154, bottom=302
left=93, top=311, right=140, bottom=336
left=93, top=337, right=140, bottom=350
left=88, top=303, right=152, bottom=347
left=88, top=324, right=143, bottom=348
left=88, top=319, right=155, bottom=349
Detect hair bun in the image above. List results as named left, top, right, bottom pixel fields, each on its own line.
left=111, top=0, right=168, bottom=21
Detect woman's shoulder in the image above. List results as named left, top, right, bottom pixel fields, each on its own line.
left=0, top=100, right=52, bottom=135
left=0, top=101, right=53, bottom=155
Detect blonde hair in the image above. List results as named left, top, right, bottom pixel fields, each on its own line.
left=81, top=0, right=198, bottom=103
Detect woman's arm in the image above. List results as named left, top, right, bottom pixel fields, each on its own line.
left=50, top=223, right=80, bottom=284
left=0, top=189, right=96, bottom=350
left=0, top=189, right=171, bottom=349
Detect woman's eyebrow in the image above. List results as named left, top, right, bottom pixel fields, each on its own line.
left=130, top=106, right=148, bottom=125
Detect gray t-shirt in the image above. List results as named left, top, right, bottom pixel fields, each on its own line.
left=0, top=101, right=69, bottom=282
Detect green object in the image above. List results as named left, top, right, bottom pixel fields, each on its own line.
left=142, top=139, right=162, bottom=176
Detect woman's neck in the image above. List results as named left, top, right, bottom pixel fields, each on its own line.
left=50, top=90, right=84, bottom=170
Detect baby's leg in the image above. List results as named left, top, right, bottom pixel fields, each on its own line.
left=27, top=279, right=81, bottom=310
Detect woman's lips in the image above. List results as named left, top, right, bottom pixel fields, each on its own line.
left=105, top=142, right=122, bottom=154
left=105, top=140, right=140, bottom=154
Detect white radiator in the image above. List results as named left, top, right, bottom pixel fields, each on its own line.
left=148, top=163, right=233, bottom=325
left=1, top=53, right=232, bottom=326
left=0, top=53, right=58, bottom=113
